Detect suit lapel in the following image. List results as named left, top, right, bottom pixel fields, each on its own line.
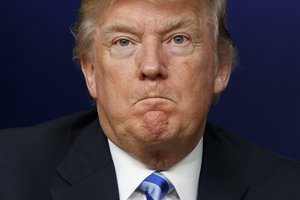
left=197, top=125, right=249, bottom=200
left=50, top=119, right=119, bottom=200
left=49, top=115, right=249, bottom=200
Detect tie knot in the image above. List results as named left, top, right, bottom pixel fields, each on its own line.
left=139, top=172, right=174, bottom=200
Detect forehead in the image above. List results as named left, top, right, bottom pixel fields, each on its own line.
left=97, top=0, right=207, bottom=29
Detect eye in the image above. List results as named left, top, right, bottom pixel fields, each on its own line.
left=172, top=35, right=188, bottom=44
left=110, top=37, right=137, bottom=59
left=165, top=34, right=193, bottom=56
left=116, top=39, right=131, bottom=47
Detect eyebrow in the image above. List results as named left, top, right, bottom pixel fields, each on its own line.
left=102, top=22, right=142, bottom=36
left=158, top=18, right=201, bottom=35
left=101, top=17, right=202, bottom=37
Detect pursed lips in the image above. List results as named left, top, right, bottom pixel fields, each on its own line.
left=133, top=96, right=175, bottom=106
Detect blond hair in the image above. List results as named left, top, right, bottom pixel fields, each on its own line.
left=72, top=0, right=236, bottom=68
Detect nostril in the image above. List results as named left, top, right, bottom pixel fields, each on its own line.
left=139, top=65, right=168, bottom=80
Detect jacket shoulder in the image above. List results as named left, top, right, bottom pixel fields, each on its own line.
left=0, top=108, right=98, bottom=140
left=205, top=123, right=300, bottom=198
left=0, top=108, right=98, bottom=157
left=0, top=109, right=99, bottom=199
left=0, top=108, right=97, bottom=164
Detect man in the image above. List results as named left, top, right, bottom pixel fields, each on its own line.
left=0, top=0, right=299, bottom=199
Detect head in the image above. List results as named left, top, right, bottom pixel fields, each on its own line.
left=74, top=0, right=235, bottom=170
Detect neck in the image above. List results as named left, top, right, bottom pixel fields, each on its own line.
left=125, top=133, right=203, bottom=170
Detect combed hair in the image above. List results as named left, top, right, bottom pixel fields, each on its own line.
left=206, top=0, right=237, bottom=69
left=72, top=0, right=237, bottom=68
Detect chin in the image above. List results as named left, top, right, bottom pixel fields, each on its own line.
left=131, top=125, right=179, bottom=146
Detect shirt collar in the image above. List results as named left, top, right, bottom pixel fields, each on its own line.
left=109, top=138, right=203, bottom=200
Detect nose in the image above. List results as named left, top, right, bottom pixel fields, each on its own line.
left=138, top=39, right=168, bottom=80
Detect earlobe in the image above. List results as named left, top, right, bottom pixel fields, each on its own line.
left=213, top=64, right=232, bottom=94
left=81, top=59, right=97, bottom=99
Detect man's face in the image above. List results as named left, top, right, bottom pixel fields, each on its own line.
left=82, top=0, right=230, bottom=167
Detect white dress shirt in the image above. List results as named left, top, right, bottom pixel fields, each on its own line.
left=108, top=137, right=203, bottom=200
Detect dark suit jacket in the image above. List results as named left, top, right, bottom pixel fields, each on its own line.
left=0, top=109, right=299, bottom=200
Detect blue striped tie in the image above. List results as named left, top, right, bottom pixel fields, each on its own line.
left=139, top=172, right=174, bottom=200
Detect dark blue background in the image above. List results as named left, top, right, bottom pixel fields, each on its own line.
left=0, top=1, right=299, bottom=161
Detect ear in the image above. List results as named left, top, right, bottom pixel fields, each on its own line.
left=213, top=63, right=232, bottom=94
left=81, top=59, right=98, bottom=99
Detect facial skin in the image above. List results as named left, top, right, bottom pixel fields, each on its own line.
left=81, top=0, right=231, bottom=170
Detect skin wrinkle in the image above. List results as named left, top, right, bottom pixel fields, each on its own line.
left=100, top=19, right=205, bottom=60
left=81, top=0, right=231, bottom=170
left=101, top=20, right=204, bottom=47
left=142, top=111, right=168, bottom=136
left=74, top=0, right=235, bottom=69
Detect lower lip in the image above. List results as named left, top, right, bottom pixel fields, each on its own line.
left=134, top=98, right=174, bottom=114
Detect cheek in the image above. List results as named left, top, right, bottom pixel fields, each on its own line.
left=94, top=56, right=136, bottom=105
left=172, top=57, right=214, bottom=85
left=170, top=57, right=216, bottom=103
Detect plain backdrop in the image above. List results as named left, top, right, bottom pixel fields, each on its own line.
left=0, top=1, right=299, bottom=161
